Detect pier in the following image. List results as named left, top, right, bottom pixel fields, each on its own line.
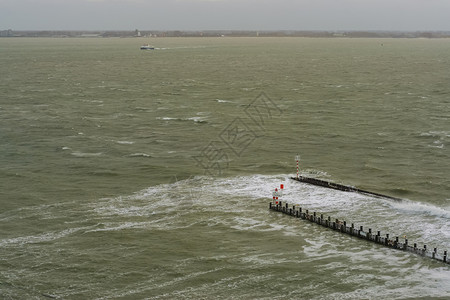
left=291, top=176, right=403, bottom=201
left=292, top=154, right=402, bottom=201
left=269, top=201, right=449, bottom=265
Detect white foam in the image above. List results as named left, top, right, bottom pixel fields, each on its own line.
left=186, top=116, right=207, bottom=123
left=389, top=199, right=450, bottom=219
left=83, top=222, right=149, bottom=233
left=158, top=116, right=207, bottom=123
left=0, top=226, right=92, bottom=247
left=87, top=174, right=450, bottom=250
left=71, top=151, right=103, bottom=157
left=116, top=140, right=135, bottom=145
left=128, top=153, right=150, bottom=157
left=159, top=117, right=177, bottom=121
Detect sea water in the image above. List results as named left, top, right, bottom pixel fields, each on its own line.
left=1, top=37, right=449, bottom=299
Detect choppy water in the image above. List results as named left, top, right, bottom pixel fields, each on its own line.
left=1, top=37, right=449, bottom=299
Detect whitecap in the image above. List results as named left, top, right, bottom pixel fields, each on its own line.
left=186, top=116, right=207, bottom=123
left=71, top=151, right=103, bottom=157
left=128, top=153, right=151, bottom=157
left=116, top=141, right=135, bottom=145
left=158, top=117, right=178, bottom=121
left=157, top=116, right=207, bottom=123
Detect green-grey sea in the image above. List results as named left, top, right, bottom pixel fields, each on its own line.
left=1, top=37, right=449, bottom=299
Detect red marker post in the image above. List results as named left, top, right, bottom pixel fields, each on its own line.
left=273, top=187, right=281, bottom=204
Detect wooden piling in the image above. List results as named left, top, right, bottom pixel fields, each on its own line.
left=269, top=201, right=449, bottom=265
left=291, top=176, right=402, bottom=201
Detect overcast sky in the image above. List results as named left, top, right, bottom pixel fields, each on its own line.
left=1, top=0, right=450, bottom=31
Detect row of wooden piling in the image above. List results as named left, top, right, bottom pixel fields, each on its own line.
left=291, top=176, right=403, bottom=201
left=270, top=201, right=449, bottom=265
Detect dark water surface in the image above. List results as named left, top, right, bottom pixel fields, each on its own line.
left=1, top=37, right=449, bottom=299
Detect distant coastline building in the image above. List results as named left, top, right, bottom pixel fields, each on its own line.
left=79, top=33, right=102, bottom=38
left=0, top=29, right=14, bottom=37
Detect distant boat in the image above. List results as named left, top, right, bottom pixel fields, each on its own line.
left=140, top=44, right=155, bottom=50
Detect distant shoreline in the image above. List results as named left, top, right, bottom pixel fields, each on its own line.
left=2, top=29, right=450, bottom=38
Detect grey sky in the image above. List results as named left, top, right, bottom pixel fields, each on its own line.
left=1, top=0, right=450, bottom=31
